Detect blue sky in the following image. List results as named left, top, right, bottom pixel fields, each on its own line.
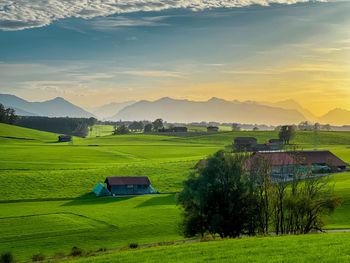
left=0, top=0, right=349, bottom=115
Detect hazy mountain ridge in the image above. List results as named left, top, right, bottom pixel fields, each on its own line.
left=0, top=94, right=95, bottom=118
left=89, top=101, right=136, bottom=120
left=319, top=108, right=350, bottom=126
left=2, top=94, right=350, bottom=125
left=112, top=97, right=307, bottom=125
left=258, top=99, right=318, bottom=122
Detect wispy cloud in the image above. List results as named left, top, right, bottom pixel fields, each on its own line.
left=119, top=70, right=186, bottom=78
left=0, top=0, right=327, bottom=31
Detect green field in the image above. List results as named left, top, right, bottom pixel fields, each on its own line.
left=0, top=123, right=350, bottom=261
left=64, top=232, right=350, bottom=263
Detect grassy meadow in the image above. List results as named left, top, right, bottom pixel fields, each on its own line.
left=64, top=232, right=350, bottom=263
left=0, top=123, right=350, bottom=261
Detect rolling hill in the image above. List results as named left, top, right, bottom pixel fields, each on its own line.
left=0, top=94, right=95, bottom=118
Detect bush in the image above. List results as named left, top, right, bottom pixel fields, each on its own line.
left=97, top=248, right=107, bottom=252
left=1, top=252, right=15, bottom=263
left=70, top=246, right=85, bottom=257
left=31, top=253, right=45, bottom=262
left=129, top=243, right=138, bottom=249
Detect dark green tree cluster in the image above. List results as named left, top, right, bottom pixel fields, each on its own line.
left=0, top=104, right=18, bottom=125
left=178, top=150, right=342, bottom=238
left=278, top=125, right=296, bottom=144
left=16, top=116, right=95, bottom=137
left=142, top=119, right=163, bottom=133
left=113, top=125, right=129, bottom=135
left=152, top=118, right=164, bottom=131
left=128, top=121, right=144, bottom=132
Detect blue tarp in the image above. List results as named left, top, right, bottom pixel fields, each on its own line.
left=93, top=183, right=111, bottom=197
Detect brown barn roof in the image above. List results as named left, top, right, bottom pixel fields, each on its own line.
left=105, top=177, right=151, bottom=185
left=247, top=150, right=348, bottom=168
left=291, top=150, right=348, bottom=167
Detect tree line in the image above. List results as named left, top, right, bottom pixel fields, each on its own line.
left=0, top=104, right=18, bottom=125
left=113, top=118, right=164, bottom=135
left=178, top=150, right=342, bottom=238
left=16, top=116, right=97, bottom=137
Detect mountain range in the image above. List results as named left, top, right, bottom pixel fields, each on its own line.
left=1, top=94, right=350, bottom=125
left=0, top=94, right=94, bottom=118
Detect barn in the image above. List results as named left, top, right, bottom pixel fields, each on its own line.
left=104, top=176, right=158, bottom=195
left=247, top=150, right=348, bottom=176
left=58, top=135, right=72, bottom=142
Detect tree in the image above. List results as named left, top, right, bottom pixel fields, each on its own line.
left=113, top=125, right=129, bottom=135
left=144, top=123, right=153, bottom=133
left=232, top=123, right=241, bottom=132
left=298, top=121, right=313, bottom=131
left=253, top=127, right=259, bottom=131
left=152, top=118, right=163, bottom=132
left=129, top=121, right=144, bottom=132
left=278, top=125, right=295, bottom=145
left=0, top=104, right=18, bottom=125
left=0, top=252, right=15, bottom=263
left=178, top=151, right=256, bottom=238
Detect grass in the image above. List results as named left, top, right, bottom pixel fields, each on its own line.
left=1, top=123, right=350, bottom=261
left=0, top=195, right=182, bottom=262
left=63, top=232, right=350, bottom=263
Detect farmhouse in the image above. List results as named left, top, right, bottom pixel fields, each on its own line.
left=58, top=135, right=72, bottom=142
left=104, top=176, right=158, bottom=195
left=207, top=126, right=219, bottom=132
left=248, top=150, right=348, bottom=176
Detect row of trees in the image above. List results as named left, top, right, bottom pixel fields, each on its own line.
left=178, top=150, right=342, bottom=238
left=0, top=104, right=18, bottom=125
left=17, top=116, right=97, bottom=137
left=113, top=119, right=164, bottom=135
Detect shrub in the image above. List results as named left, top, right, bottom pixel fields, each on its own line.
left=97, top=248, right=107, bottom=252
left=31, top=253, right=45, bottom=262
left=70, top=247, right=85, bottom=257
left=1, top=252, right=15, bottom=263
left=129, top=243, right=138, bottom=249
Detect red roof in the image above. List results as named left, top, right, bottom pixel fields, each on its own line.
left=105, top=177, right=151, bottom=185
left=246, top=152, right=295, bottom=169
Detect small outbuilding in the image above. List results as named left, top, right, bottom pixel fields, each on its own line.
left=93, top=183, right=111, bottom=197
left=207, top=126, right=219, bottom=132
left=104, top=176, right=158, bottom=195
left=58, top=135, right=72, bottom=142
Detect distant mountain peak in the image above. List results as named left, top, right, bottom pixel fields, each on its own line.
left=208, top=97, right=226, bottom=103
left=0, top=94, right=95, bottom=118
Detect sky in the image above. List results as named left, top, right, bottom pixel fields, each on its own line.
left=0, top=0, right=349, bottom=116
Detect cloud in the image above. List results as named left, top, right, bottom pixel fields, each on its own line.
left=0, top=0, right=327, bottom=31
left=119, top=70, right=186, bottom=78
